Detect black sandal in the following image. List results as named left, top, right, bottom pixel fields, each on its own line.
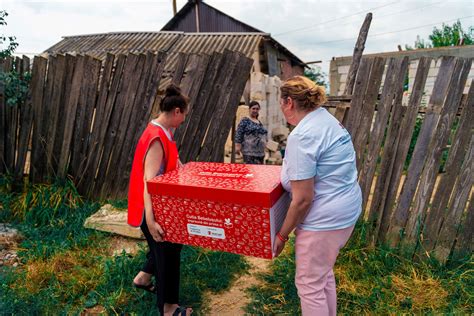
left=133, top=282, right=156, bottom=293
left=172, top=306, right=191, bottom=316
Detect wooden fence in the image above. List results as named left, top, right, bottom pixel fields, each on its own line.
left=0, top=52, right=471, bottom=263
left=333, top=56, right=472, bottom=263
left=0, top=50, right=252, bottom=200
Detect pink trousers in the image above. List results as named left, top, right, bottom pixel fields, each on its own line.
left=294, top=225, right=355, bottom=316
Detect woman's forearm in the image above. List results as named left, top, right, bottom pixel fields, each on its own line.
left=278, top=178, right=315, bottom=238
left=278, top=198, right=312, bottom=238
left=143, top=189, right=155, bottom=226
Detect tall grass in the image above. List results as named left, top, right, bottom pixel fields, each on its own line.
left=246, top=222, right=474, bottom=314
left=0, top=178, right=249, bottom=315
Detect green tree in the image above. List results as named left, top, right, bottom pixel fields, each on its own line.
left=0, top=10, right=30, bottom=107
left=0, top=10, right=18, bottom=58
left=406, top=20, right=473, bottom=49
left=304, top=65, right=328, bottom=89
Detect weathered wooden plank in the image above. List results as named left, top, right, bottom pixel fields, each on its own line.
left=206, top=52, right=254, bottom=162
left=115, top=52, right=168, bottom=198
left=4, top=56, right=13, bottom=72
left=0, top=59, right=5, bottom=174
left=87, top=54, right=127, bottom=198
left=102, top=53, right=146, bottom=198
left=57, top=55, right=86, bottom=179
left=424, top=81, right=474, bottom=250
left=171, top=52, right=188, bottom=86
left=4, top=57, right=18, bottom=173
left=333, top=104, right=348, bottom=123
left=174, top=54, right=205, bottom=145
left=379, top=57, right=432, bottom=243
left=109, top=53, right=153, bottom=198
left=452, top=192, right=474, bottom=259
left=72, top=56, right=101, bottom=181
left=10, top=58, right=21, bottom=166
left=95, top=54, right=139, bottom=197
left=433, top=134, right=474, bottom=263
left=179, top=54, right=203, bottom=97
left=175, top=54, right=211, bottom=149
left=21, top=55, right=30, bottom=75
left=52, top=54, right=77, bottom=177
left=231, top=114, right=236, bottom=163
left=15, top=56, right=21, bottom=73
left=44, top=54, right=67, bottom=177
left=369, top=58, right=409, bottom=244
left=180, top=53, right=224, bottom=162
left=201, top=51, right=244, bottom=162
left=387, top=56, right=457, bottom=247
left=195, top=50, right=241, bottom=162
left=351, top=57, right=386, bottom=171
left=69, top=56, right=95, bottom=177
left=32, top=55, right=57, bottom=181
left=344, top=57, right=372, bottom=138
left=344, top=13, right=372, bottom=95
left=0, top=58, right=11, bottom=173
left=14, top=56, right=34, bottom=181
left=28, top=57, right=48, bottom=182
left=76, top=54, right=115, bottom=194
left=405, top=58, right=471, bottom=244
left=95, top=54, right=142, bottom=197
left=324, top=99, right=467, bottom=116
left=358, top=58, right=402, bottom=216
left=180, top=52, right=225, bottom=162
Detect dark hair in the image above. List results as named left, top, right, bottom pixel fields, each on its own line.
left=160, top=84, right=189, bottom=113
left=249, top=100, right=260, bottom=109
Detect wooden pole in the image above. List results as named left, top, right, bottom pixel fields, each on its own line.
left=231, top=114, right=236, bottom=163
left=172, top=0, right=177, bottom=15
left=344, top=13, right=372, bottom=96
left=195, top=1, right=200, bottom=32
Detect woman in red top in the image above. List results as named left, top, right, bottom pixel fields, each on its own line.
left=128, top=84, right=192, bottom=316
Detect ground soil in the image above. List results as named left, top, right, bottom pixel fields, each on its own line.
left=205, top=256, right=270, bottom=315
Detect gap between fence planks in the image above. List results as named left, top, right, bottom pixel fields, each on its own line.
left=404, top=58, right=471, bottom=245
left=423, top=81, right=474, bottom=252
left=369, top=57, right=409, bottom=244
left=386, top=57, right=458, bottom=247
left=377, top=57, right=432, bottom=244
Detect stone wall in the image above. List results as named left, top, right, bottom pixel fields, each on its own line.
left=330, top=45, right=474, bottom=104
left=249, top=72, right=285, bottom=135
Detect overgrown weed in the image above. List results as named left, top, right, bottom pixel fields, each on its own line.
left=246, top=222, right=474, bottom=314
left=0, top=177, right=249, bottom=315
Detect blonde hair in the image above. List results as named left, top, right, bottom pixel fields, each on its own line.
left=280, top=76, right=327, bottom=111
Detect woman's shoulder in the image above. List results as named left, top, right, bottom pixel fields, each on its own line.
left=238, top=117, right=253, bottom=126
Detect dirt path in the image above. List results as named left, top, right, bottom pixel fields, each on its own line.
left=206, top=256, right=270, bottom=315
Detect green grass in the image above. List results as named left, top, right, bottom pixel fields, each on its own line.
left=2, top=178, right=472, bottom=314
left=0, top=179, right=249, bottom=315
left=246, top=222, right=474, bottom=314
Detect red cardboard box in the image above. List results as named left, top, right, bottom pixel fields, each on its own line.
left=147, top=162, right=290, bottom=259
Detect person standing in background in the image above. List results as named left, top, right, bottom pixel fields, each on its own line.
left=235, top=101, right=268, bottom=164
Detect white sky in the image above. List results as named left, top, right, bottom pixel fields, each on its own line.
left=2, top=0, right=473, bottom=75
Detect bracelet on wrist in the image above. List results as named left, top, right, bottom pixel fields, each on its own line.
left=277, top=232, right=289, bottom=242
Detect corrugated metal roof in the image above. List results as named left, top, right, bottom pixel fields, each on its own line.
left=44, top=30, right=306, bottom=82
left=44, top=31, right=264, bottom=71
left=43, top=31, right=264, bottom=89
left=44, top=31, right=263, bottom=61
left=44, top=32, right=182, bottom=59
left=162, top=33, right=263, bottom=87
